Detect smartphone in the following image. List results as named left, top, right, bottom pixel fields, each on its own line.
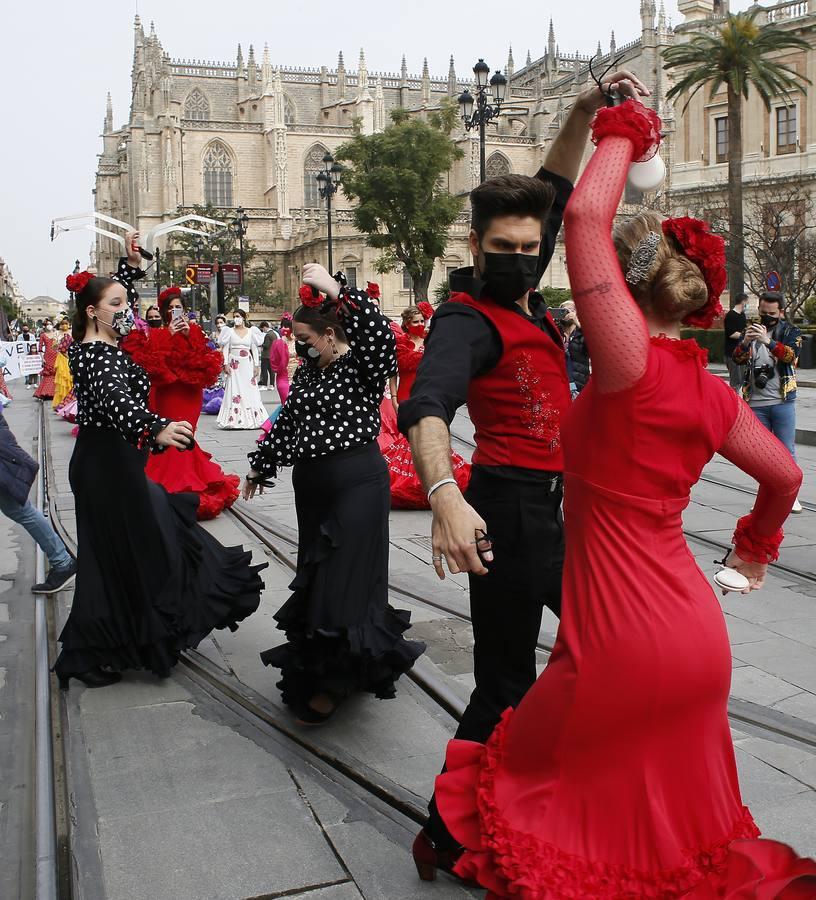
left=171, top=308, right=184, bottom=322
left=547, top=307, right=568, bottom=322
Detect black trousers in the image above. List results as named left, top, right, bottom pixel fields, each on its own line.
left=425, top=465, right=564, bottom=846
left=259, top=358, right=273, bottom=387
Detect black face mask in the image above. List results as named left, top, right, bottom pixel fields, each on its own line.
left=146, top=319, right=162, bottom=329
left=295, top=337, right=325, bottom=366
left=760, top=314, right=780, bottom=330
left=480, top=251, right=540, bottom=307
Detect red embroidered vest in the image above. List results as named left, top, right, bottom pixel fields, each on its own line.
left=451, top=293, right=570, bottom=471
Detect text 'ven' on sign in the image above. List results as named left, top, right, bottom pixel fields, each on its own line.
left=221, top=263, right=243, bottom=286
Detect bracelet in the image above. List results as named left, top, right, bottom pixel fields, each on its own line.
left=427, top=477, right=458, bottom=502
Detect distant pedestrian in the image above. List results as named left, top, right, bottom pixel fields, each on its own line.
left=559, top=299, right=590, bottom=395
left=733, top=291, right=803, bottom=513
left=0, top=408, right=76, bottom=593
left=259, top=321, right=275, bottom=390
left=724, top=292, right=748, bottom=393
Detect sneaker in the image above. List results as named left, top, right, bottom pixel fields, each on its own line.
left=791, top=498, right=803, bottom=514
left=32, top=560, right=77, bottom=594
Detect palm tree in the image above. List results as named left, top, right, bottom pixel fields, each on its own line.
left=664, top=11, right=810, bottom=301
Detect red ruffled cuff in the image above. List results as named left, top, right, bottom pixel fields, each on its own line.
left=732, top=514, right=783, bottom=565
left=591, top=100, right=662, bottom=162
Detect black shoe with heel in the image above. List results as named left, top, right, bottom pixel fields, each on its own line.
left=57, top=668, right=122, bottom=690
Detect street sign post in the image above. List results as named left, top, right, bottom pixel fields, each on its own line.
left=765, top=271, right=782, bottom=292
left=221, top=263, right=243, bottom=286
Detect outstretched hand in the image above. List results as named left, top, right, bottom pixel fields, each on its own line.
left=575, top=69, right=650, bottom=115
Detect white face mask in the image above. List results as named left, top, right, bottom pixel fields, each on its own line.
left=233, top=316, right=244, bottom=327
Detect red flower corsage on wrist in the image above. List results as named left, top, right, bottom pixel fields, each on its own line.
left=591, top=99, right=662, bottom=162
left=66, top=271, right=94, bottom=294
left=662, top=217, right=727, bottom=329
left=732, top=514, right=784, bottom=565
left=366, top=281, right=381, bottom=300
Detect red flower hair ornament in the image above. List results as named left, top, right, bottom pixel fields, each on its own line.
left=662, top=217, right=726, bottom=329
left=66, top=271, right=94, bottom=295
left=366, top=281, right=381, bottom=300
left=158, top=285, right=182, bottom=311
left=417, top=300, right=435, bottom=320
left=298, top=284, right=323, bottom=308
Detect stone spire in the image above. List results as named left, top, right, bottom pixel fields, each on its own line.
left=526, top=49, right=532, bottom=67
left=236, top=43, right=244, bottom=76
left=400, top=55, right=408, bottom=83
left=421, top=57, right=431, bottom=104
left=506, top=46, right=515, bottom=80
left=641, top=0, right=656, bottom=31
left=247, top=44, right=257, bottom=89
left=610, top=30, right=616, bottom=55
left=548, top=19, right=556, bottom=60
left=658, top=0, right=667, bottom=34
left=358, top=48, right=369, bottom=95
left=596, top=41, right=603, bottom=59
left=447, top=56, right=457, bottom=96
left=134, top=13, right=144, bottom=47
left=337, top=51, right=346, bottom=97
left=104, top=92, right=113, bottom=133
left=262, top=43, right=272, bottom=90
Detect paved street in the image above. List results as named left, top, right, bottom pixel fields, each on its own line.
left=1, top=387, right=814, bottom=899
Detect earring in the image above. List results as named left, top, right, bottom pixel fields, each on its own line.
left=331, top=340, right=338, bottom=356
left=93, top=316, right=99, bottom=333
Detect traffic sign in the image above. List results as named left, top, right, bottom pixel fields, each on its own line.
left=221, top=263, right=243, bottom=286
left=185, top=266, right=197, bottom=285
left=196, top=264, right=213, bottom=285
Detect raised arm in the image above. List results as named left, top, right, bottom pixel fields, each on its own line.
left=718, top=401, right=802, bottom=588
left=563, top=106, right=662, bottom=393
left=337, top=286, right=397, bottom=384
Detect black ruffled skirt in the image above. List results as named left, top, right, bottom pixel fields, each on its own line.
left=260, top=442, right=425, bottom=710
left=55, top=427, right=265, bottom=678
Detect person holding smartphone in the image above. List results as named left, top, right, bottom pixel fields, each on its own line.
left=122, top=285, right=240, bottom=519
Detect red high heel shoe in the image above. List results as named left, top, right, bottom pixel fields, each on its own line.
left=412, top=830, right=477, bottom=885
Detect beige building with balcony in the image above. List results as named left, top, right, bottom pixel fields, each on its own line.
left=94, top=0, right=816, bottom=315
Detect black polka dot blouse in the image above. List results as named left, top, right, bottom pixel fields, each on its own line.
left=248, top=288, right=397, bottom=477
left=68, top=341, right=170, bottom=450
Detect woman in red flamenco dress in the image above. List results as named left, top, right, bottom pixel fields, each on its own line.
left=383, top=302, right=470, bottom=509
left=122, top=287, right=240, bottom=520
left=430, top=100, right=814, bottom=897
left=33, top=321, right=59, bottom=400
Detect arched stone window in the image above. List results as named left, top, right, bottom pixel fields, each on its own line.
left=202, top=141, right=234, bottom=207
left=184, top=88, right=211, bottom=121
left=284, top=96, right=296, bottom=126
left=303, top=143, right=329, bottom=208
left=485, top=151, right=511, bottom=180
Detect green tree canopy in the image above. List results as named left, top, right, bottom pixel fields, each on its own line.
left=336, top=103, right=465, bottom=302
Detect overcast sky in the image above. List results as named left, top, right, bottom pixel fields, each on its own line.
left=0, top=0, right=710, bottom=299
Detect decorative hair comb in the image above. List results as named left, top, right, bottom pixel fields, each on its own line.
left=625, top=231, right=661, bottom=284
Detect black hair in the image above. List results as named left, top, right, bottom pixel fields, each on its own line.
left=71, top=277, right=119, bottom=340
left=293, top=304, right=348, bottom=342
left=734, top=293, right=748, bottom=304
left=259, top=320, right=269, bottom=328
left=470, top=174, right=556, bottom=239
left=145, top=305, right=161, bottom=320
left=759, top=291, right=785, bottom=310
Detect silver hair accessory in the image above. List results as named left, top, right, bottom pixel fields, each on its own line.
left=625, top=231, right=662, bottom=285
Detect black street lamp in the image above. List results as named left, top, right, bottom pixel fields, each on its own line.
left=230, top=206, right=250, bottom=286
left=458, top=59, right=508, bottom=183
left=316, top=152, right=343, bottom=274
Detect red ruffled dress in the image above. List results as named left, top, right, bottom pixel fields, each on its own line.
left=33, top=332, right=58, bottom=399
left=380, top=332, right=470, bottom=509
left=123, top=324, right=240, bottom=519
left=435, top=102, right=811, bottom=898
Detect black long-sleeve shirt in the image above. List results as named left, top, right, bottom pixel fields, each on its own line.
left=398, top=168, right=573, bottom=453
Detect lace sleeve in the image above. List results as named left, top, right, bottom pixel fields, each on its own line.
left=563, top=134, right=651, bottom=394
left=717, top=401, right=802, bottom=563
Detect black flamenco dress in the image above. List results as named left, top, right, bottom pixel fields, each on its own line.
left=54, top=341, right=265, bottom=679
left=248, top=287, right=425, bottom=714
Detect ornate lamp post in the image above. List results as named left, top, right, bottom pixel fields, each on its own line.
left=458, top=60, right=508, bottom=183
left=316, top=152, right=343, bottom=274
left=230, top=207, right=250, bottom=285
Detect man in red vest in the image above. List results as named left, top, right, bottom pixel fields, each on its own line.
left=399, top=68, right=649, bottom=873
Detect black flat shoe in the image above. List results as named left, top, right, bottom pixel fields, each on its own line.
left=294, top=692, right=344, bottom=726
left=58, top=668, right=122, bottom=690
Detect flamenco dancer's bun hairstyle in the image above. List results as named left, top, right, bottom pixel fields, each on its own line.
left=67, top=272, right=117, bottom=340
left=613, top=212, right=708, bottom=324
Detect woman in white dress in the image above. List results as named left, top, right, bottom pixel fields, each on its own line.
left=217, top=310, right=268, bottom=430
